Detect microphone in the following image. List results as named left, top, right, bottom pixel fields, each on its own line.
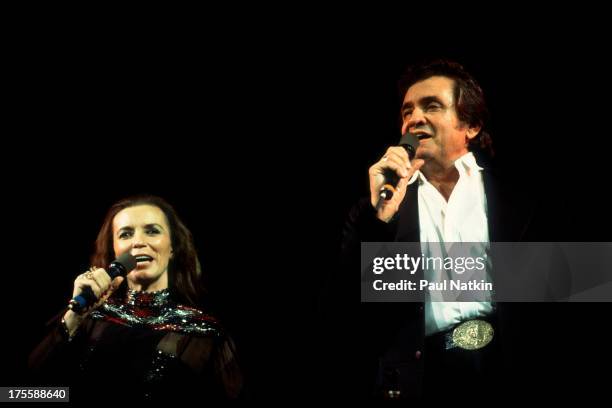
left=379, top=132, right=419, bottom=201
left=68, top=252, right=137, bottom=313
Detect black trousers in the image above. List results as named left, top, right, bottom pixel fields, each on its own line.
left=423, top=323, right=503, bottom=399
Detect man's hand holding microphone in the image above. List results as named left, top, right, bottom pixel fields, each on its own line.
left=368, top=133, right=424, bottom=223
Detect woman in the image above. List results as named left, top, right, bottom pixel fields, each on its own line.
left=29, top=195, right=242, bottom=401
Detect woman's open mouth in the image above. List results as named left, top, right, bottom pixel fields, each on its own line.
left=134, top=255, right=154, bottom=264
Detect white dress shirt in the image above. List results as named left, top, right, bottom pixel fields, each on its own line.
left=409, top=152, right=493, bottom=335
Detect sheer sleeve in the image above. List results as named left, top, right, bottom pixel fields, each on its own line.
left=28, top=309, right=94, bottom=382
left=212, top=335, right=243, bottom=399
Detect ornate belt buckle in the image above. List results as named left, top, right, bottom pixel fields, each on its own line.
left=452, top=319, right=494, bottom=350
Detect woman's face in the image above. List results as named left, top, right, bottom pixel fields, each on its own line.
left=112, top=204, right=173, bottom=292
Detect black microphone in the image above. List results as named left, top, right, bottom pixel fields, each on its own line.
left=68, top=252, right=137, bottom=313
left=379, top=132, right=419, bottom=201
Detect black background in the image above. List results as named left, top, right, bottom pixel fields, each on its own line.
left=3, top=10, right=611, bottom=400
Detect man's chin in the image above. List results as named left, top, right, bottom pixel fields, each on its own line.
left=415, top=149, right=434, bottom=161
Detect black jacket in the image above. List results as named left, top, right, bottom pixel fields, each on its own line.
left=332, top=167, right=571, bottom=399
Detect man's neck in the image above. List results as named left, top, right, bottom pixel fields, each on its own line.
left=421, top=155, right=464, bottom=201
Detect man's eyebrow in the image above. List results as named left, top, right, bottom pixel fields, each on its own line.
left=401, top=101, right=414, bottom=111
left=401, top=95, right=445, bottom=112
left=419, top=95, right=444, bottom=106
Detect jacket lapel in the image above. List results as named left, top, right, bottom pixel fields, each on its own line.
left=395, top=181, right=420, bottom=242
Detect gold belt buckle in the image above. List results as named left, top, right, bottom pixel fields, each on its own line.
left=452, top=319, right=494, bottom=350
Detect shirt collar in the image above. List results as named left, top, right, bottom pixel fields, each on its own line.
left=455, top=151, right=483, bottom=176
left=410, top=151, right=483, bottom=185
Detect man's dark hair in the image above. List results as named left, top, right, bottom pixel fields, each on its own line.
left=398, top=59, right=494, bottom=158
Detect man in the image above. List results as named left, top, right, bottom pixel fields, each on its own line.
left=338, top=59, right=568, bottom=399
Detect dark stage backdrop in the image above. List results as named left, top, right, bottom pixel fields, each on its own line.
left=4, top=25, right=611, bottom=400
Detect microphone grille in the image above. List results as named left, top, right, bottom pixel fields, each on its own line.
left=113, top=252, right=137, bottom=275
left=399, top=132, right=419, bottom=159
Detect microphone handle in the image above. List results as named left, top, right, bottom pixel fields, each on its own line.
left=379, top=168, right=401, bottom=201
left=68, top=288, right=96, bottom=313
left=68, top=263, right=127, bottom=313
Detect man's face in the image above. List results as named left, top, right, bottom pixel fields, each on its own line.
left=400, top=76, right=478, bottom=165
